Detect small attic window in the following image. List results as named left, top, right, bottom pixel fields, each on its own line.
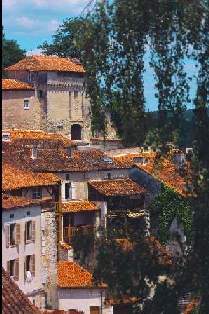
left=31, top=146, right=38, bottom=159
left=2, top=132, right=11, bottom=142
left=102, top=157, right=113, bottom=164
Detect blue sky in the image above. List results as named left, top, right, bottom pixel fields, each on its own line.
left=3, top=0, right=198, bottom=111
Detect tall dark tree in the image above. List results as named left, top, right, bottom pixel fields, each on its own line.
left=2, top=29, right=26, bottom=76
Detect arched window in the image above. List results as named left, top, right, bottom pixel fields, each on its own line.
left=71, top=124, right=82, bottom=140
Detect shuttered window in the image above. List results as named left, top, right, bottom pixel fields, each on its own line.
left=25, top=255, right=35, bottom=278
left=7, top=259, right=19, bottom=281
left=5, top=224, right=20, bottom=246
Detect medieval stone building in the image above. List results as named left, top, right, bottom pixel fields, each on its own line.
left=3, top=55, right=92, bottom=141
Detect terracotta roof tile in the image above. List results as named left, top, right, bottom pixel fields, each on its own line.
left=2, top=268, right=41, bottom=313
left=114, top=153, right=189, bottom=196
left=3, top=144, right=127, bottom=173
left=2, top=194, right=43, bottom=210
left=57, top=261, right=93, bottom=288
left=88, top=179, right=145, bottom=196
left=2, top=79, right=34, bottom=90
left=62, top=200, right=98, bottom=213
left=3, top=129, right=75, bottom=147
left=5, top=55, right=85, bottom=73
left=2, top=162, right=60, bottom=191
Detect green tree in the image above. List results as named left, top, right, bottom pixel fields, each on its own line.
left=2, top=30, right=26, bottom=76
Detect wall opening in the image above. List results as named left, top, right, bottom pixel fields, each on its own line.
left=71, top=124, right=82, bottom=140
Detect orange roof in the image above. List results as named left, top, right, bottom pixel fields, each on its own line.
left=2, top=163, right=60, bottom=191
left=62, top=200, right=98, bottom=213
left=2, top=194, right=42, bottom=210
left=115, top=153, right=189, bottom=196
left=3, top=129, right=75, bottom=147
left=5, top=55, right=85, bottom=73
left=57, top=261, right=93, bottom=288
left=2, top=268, right=41, bottom=313
left=88, top=179, right=145, bottom=196
left=2, top=79, right=34, bottom=90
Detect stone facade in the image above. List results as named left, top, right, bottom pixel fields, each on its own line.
left=41, top=210, right=58, bottom=309
left=5, top=70, right=92, bottom=141
left=2, top=90, right=42, bottom=130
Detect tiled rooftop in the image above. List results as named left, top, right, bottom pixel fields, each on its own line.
left=114, top=153, right=189, bottom=196
left=3, top=129, right=75, bottom=147
left=2, top=79, right=34, bottom=90
left=5, top=55, right=85, bottom=73
left=2, top=268, right=41, bottom=313
left=62, top=200, right=98, bottom=213
left=57, top=261, right=93, bottom=288
left=2, top=162, right=60, bottom=191
left=3, top=143, right=127, bottom=173
left=2, top=194, right=43, bottom=210
left=88, top=179, right=145, bottom=196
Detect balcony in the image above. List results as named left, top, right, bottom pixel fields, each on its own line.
left=63, top=225, right=95, bottom=243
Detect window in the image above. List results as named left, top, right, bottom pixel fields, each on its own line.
left=7, top=259, right=19, bottom=280
left=2, top=132, right=11, bottom=142
left=26, top=221, right=32, bottom=241
left=10, top=224, right=16, bottom=246
left=65, top=182, right=71, bottom=200
left=10, top=214, right=14, bottom=219
left=27, top=211, right=30, bottom=216
left=24, top=99, right=30, bottom=110
left=66, top=174, right=70, bottom=181
left=74, top=91, right=78, bottom=99
left=32, top=187, right=42, bottom=199
left=107, top=173, right=111, bottom=179
left=25, top=221, right=35, bottom=243
left=5, top=224, right=20, bottom=247
left=31, top=147, right=37, bottom=159
left=25, top=255, right=35, bottom=280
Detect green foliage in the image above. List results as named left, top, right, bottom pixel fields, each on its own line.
left=71, top=230, right=95, bottom=268
left=2, top=30, right=26, bottom=76
left=38, top=18, right=83, bottom=59
left=142, top=281, right=180, bottom=314
left=150, top=186, right=193, bottom=244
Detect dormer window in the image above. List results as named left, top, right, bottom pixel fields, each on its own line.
left=31, top=146, right=37, bottom=159
left=102, top=157, right=113, bottom=164
left=2, top=132, right=11, bottom=142
left=24, top=99, right=30, bottom=110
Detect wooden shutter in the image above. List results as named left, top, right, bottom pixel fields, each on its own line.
left=24, top=223, right=26, bottom=244
left=7, top=261, right=10, bottom=274
left=15, top=224, right=21, bottom=245
left=32, top=221, right=36, bottom=242
left=5, top=225, right=10, bottom=248
left=31, top=255, right=35, bottom=277
left=14, top=259, right=19, bottom=281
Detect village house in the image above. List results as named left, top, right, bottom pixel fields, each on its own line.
left=57, top=261, right=112, bottom=314
left=2, top=161, right=61, bottom=309
left=3, top=55, right=91, bottom=141
left=2, top=129, right=134, bottom=245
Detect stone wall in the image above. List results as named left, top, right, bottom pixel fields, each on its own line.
left=2, top=90, right=42, bottom=130
left=41, top=209, right=58, bottom=309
